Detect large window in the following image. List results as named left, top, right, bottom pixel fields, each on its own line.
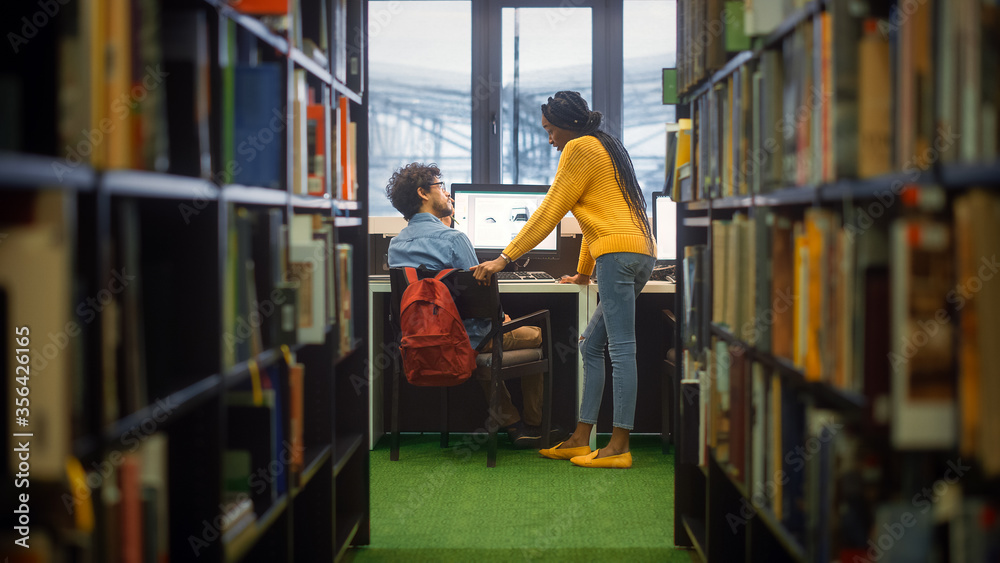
left=500, top=7, right=592, bottom=184
left=623, top=0, right=677, bottom=213
left=367, top=1, right=472, bottom=217
left=368, top=0, right=677, bottom=220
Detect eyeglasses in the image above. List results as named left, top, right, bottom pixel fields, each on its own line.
left=426, top=181, right=447, bottom=192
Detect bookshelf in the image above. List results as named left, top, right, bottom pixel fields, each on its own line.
left=672, top=0, right=1000, bottom=561
left=0, top=0, right=369, bottom=561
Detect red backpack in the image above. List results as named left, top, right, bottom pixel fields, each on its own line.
left=398, top=267, right=478, bottom=386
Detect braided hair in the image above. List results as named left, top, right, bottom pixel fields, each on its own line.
left=541, top=91, right=653, bottom=252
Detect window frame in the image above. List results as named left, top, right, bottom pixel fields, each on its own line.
left=471, top=0, right=621, bottom=184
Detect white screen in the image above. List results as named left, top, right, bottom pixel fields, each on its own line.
left=452, top=191, right=558, bottom=252
left=654, top=195, right=677, bottom=261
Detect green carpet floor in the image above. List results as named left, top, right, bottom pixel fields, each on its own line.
left=345, top=433, right=693, bottom=562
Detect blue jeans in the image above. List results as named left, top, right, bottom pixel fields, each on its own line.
left=579, top=252, right=655, bottom=430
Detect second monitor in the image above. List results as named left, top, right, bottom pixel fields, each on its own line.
left=450, top=183, right=560, bottom=260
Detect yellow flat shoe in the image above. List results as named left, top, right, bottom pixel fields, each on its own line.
left=570, top=450, right=632, bottom=468
left=539, top=441, right=592, bottom=460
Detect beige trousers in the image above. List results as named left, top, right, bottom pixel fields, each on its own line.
left=477, top=326, right=544, bottom=427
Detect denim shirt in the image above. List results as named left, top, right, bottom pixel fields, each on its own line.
left=387, top=213, right=490, bottom=348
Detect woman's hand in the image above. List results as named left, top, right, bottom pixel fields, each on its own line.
left=471, top=257, right=507, bottom=283
left=558, top=273, right=591, bottom=285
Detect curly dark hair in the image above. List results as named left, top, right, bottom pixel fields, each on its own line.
left=385, top=162, right=442, bottom=221
left=541, top=91, right=652, bottom=251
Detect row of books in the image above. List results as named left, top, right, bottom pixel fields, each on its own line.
left=687, top=341, right=1000, bottom=561
left=228, top=0, right=353, bottom=86
left=676, top=0, right=810, bottom=95
left=47, top=0, right=360, bottom=199
left=227, top=64, right=359, bottom=199
left=685, top=188, right=1000, bottom=469
left=674, top=0, right=1000, bottom=202
left=225, top=208, right=356, bottom=369
left=689, top=339, right=811, bottom=538
left=224, top=364, right=293, bottom=521
left=708, top=208, right=855, bottom=390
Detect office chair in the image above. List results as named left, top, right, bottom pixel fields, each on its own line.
left=387, top=267, right=553, bottom=467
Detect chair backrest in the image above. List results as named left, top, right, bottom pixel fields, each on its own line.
left=388, top=267, right=502, bottom=338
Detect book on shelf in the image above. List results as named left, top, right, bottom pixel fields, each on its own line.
left=673, top=119, right=694, bottom=202
left=729, top=345, right=748, bottom=483
left=749, top=362, right=766, bottom=501
left=857, top=18, right=892, bottom=179
left=307, top=88, right=328, bottom=196
left=711, top=219, right=728, bottom=329
left=119, top=432, right=170, bottom=563
left=743, top=0, right=785, bottom=38
left=759, top=48, right=784, bottom=192
left=292, top=69, right=309, bottom=195
left=289, top=214, right=329, bottom=345
left=752, top=209, right=773, bottom=353
left=1, top=192, right=72, bottom=481
left=138, top=433, right=169, bottom=563
left=802, top=407, right=839, bottom=563
left=767, top=371, right=782, bottom=519
left=780, top=378, right=805, bottom=538
left=700, top=345, right=713, bottom=468
left=336, top=243, right=355, bottom=356
left=289, top=362, right=305, bottom=476
left=132, top=0, right=170, bottom=172
left=338, top=95, right=358, bottom=201
left=890, top=216, right=955, bottom=449
left=664, top=124, right=679, bottom=199
left=316, top=221, right=338, bottom=325
left=682, top=245, right=706, bottom=352
left=331, top=0, right=349, bottom=83
left=710, top=339, right=730, bottom=465
left=232, top=64, right=285, bottom=190
left=228, top=0, right=287, bottom=15
left=954, top=189, right=1000, bottom=476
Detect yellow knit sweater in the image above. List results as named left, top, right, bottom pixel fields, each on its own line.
left=503, top=135, right=653, bottom=275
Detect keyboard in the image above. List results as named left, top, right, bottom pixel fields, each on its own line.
left=496, top=271, right=556, bottom=283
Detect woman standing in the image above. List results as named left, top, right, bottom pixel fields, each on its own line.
left=472, top=91, right=655, bottom=468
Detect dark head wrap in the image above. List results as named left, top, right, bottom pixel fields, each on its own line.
left=541, top=91, right=602, bottom=135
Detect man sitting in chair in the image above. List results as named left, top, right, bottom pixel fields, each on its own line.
left=385, top=162, right=550, bottom=449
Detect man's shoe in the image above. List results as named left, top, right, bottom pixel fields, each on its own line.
left=506, top=423, right=542, bottom=449
left=570, top=449, right=632, bottom=468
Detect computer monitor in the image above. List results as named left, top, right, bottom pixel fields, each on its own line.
left=653, top=192, right=677, bottom=261
left=450, top=183, right=560, bottom=260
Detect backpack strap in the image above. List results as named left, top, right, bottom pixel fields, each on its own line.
left=404, top=267, right=457, bottom=285
left=433, top=268, right=456, bottom=281
left=404, top=267, right=419, bottom=285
